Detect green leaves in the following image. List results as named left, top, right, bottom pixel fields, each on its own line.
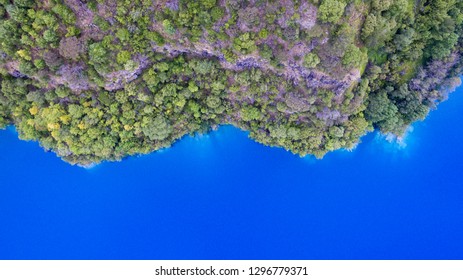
left=0, top=0, right=460, bottom=165
left=303, top=53, right=320, bottom=68
left=318, top=0, right=346, bottom=23
left=162, top=19, right=175, bottom=35
left=142, top=115, right=172, bottom=141
left=342, top=44, right=367, bottom=69
left=89, top=43, right=108, bottom=65
left=51, top=4, right=76, bottom=25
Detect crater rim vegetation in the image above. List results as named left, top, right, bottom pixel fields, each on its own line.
left=0, top=0, right=462, bottom=166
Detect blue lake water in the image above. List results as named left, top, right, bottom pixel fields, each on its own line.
left=0, top=86, right=462, bottom=260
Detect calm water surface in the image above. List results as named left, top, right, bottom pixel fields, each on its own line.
left=0, top=86, right=462, bottom=259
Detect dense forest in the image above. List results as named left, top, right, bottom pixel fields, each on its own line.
left=0, top=0, right=462, bottom=165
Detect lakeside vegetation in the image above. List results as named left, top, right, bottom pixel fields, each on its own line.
left=0, top=0, right=462, bottom=165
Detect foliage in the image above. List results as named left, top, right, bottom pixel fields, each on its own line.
left=342, top=44, right=366, bottom=68
left=318, top=0, right=347, bottom=23
left=303, top=53, right=320, bottom=68
left=0, top=0, right=461, bottom=165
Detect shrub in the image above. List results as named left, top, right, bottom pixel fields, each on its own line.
left=318, top=0, right=346, bottom=23
left=303, top=53, right=320, bottom=68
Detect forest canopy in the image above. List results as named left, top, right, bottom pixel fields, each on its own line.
left=0, top=0, right=462, bottom=165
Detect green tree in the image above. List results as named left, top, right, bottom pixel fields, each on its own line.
left=303, top=53, right=320, bottom=68
left=318, top=0, right=346, bottom=23
left=141, top=115, right=172, bottom=141
left=342, top=44, right=366, bottom=68
left=88, top=43, right=107, bottom=64
left=162, top=19, right=175, bottom=35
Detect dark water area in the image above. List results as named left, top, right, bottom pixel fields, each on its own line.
left=0, top=86, right=462, bottom=259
